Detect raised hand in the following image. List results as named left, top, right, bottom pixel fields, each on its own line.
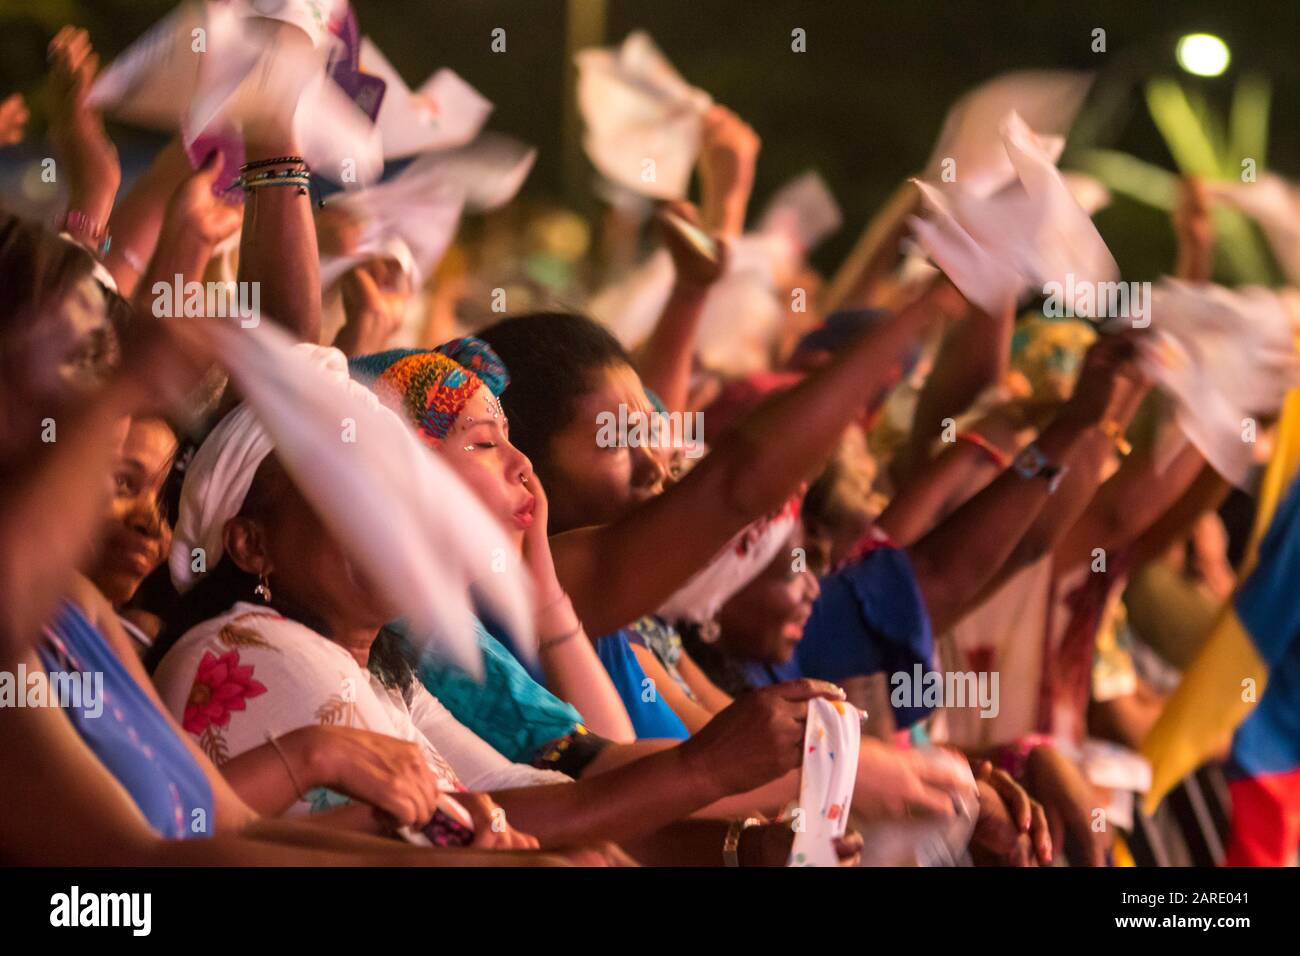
left=165, top=152, right=244, bottom=246
left=656, top=199, right=727, bottom=291
left=698, top=104, right=760, bottom=237
left=681, top=679, right=846, bottom=796
left=1065, top=331, right=1150, bottom=429
left=334, top=262, right=406, bottom=357
left=0, top=93, right=30, bottom=147
left=47, top=27, right=120, bottom=215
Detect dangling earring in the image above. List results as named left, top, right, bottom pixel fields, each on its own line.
left=255, top=572, right=272, bottom=602
left=519, top=472, right=529, bottom=484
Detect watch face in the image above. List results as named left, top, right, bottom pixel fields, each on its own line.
left=1014, top=444, right=1047, bottom=478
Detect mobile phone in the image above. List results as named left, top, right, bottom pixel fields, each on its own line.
left=421, top=793, right=476, bottom=848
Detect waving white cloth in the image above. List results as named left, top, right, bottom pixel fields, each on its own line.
left=359, top=37, right=493, bottom=160
left=1140, top=279, right=1300, bottom=488
left=589, top=168, right=841, bottom=375
left=788, top=698, right=861, bottom=866
left=909, top=111, right=1120, bottom=317
left=1205, top=174, right=1300, bottom=287
left=171, top=324, right=535, bottom=677
left=576, top=31, right=712, bottom=200
left=91, top=0, right=382, bottom=187
left=319, top=131, right=536, bottom=291
left=923, top=69, right=1093, bottom=198
left=588, top=237, right=782, bottom=376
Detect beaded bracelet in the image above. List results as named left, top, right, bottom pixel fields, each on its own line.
left=240, top=155, right=307, bottom=173
left=236, top=168, right=310, bottom=189
left=239, top=172, right=312, bottom=197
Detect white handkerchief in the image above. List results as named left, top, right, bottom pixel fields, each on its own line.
left=89, top=1, right=228, bottom=131
left=93, top=2, right=381, bottom=186
left=245, top=0, right=348, bottom=49
left=760, top=170, right=843, bottom=255
left=360, top=37, right=493, bottom=159
left=909, top=111, right=1120, bottom=317
left=658, top=497, right=800, bottom=624
left=184, top=20, right=382, bottom=187
left=318, top=132, right=535, bottom=289
left=923, top=69, right=1093, bottom=198
left=789, top=697, right=860, bottom=866
left=576, top=31, right=712, bottom=200
left=1141, top=279, right=1300, bottom=488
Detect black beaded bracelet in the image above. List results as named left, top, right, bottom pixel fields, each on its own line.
left=240, top=155, right=309, bottom=173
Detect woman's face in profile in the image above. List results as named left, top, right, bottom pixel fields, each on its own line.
left=543, top=362, right=668, bottom=533
left=435, top=385, right=536, bottom=551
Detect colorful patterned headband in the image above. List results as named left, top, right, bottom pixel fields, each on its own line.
left=350, top=338, right=510, bottom=447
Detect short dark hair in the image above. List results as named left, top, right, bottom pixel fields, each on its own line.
left=477, top=312, right=631, bottom=482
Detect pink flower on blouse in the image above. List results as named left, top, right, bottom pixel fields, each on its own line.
left=183, top=650, right=268, bottom=734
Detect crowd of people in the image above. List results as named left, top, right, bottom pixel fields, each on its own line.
left=0, top=2, right=1293, bottom=868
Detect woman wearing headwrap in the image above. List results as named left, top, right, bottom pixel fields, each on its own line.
left=150, top=337, right=854, bottom=863
left=351, top=338, right=640, bottom=763
left=352, top=340, right=873, bottom=853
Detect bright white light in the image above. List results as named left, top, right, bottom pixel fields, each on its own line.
left=1177, top=34, right=1230, bottom=77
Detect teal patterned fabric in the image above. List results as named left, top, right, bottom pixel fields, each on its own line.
left=409, top=618, right=585, bottom=763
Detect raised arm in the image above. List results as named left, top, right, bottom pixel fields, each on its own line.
left=697, top=105, right=760, bottom=239
left=893, top=288, right=1013, bottom=482
left=233, top=21, right=323, bottom=344
left=46, top=28, right=119, bottom=256
left=906, top=335, right=1150, bottom=634
left=104, top=139, right=196, bottom=298
left=554, top=281, right=946, bottom=637
left=634, top=201, right=726, bottom=413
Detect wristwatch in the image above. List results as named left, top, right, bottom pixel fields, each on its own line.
left=1012, top=443, right=1068, bottom=494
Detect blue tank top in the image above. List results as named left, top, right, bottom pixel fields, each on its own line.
left=39, top=602, right=214, bottom=839
left=595, top=630, right=689, bottom=740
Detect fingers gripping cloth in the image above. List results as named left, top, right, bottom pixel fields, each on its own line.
left=789, top=697, right=861, bottom=866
